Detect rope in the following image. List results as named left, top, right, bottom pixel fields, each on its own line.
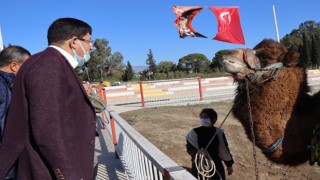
left=194, top=108, right=233, bottom=180
left=245, top=79, right=260, bottom=180
left=195, top=149, right=219, bottom=179
left=102, top=109, right=110, bottom=124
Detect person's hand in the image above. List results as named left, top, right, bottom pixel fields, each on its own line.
left=227, top=166, right=233, bottom=175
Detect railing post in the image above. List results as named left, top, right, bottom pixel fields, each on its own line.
left=97, top=84, right=106, bottom=129
left=102, top=88, right=108, bottom=103
left=101, top=88, right=107, bottom=129
left=163, top=168, right=170, bottom=180
left=110, top=115, right=119, bottom=159
left=139, top=81, right=145, bottom=107
left=198, top=77, right=203, bottom=101
left=97, top=84, right=103, bottom=97
left=163, top=166, right=187, bottom=180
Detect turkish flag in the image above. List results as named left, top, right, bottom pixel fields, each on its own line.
left=209, top=7, right=245, bottom=44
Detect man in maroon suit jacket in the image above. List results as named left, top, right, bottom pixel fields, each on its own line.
left=0, top=18, right=97, bottom=179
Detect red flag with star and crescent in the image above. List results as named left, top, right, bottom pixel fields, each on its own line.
left=209, top=7, right=245, bottom=44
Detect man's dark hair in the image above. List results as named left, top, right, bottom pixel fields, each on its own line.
left=200, top=108, right=218, bottom=124
left=47, top=17, right=92, bottom=45
left=0, top=45, right=31, bottom=68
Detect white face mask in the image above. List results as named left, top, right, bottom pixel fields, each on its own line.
left=199, top=118, right=212, bottom=127
left=72, top=39, right=91, bottom=67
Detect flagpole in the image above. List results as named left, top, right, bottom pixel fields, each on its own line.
left=272, top=5, right=280, bottom=42
left=0, top=26, right=3, bottom=52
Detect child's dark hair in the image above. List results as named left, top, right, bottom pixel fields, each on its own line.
left=200, top=108, right=218, bottom=124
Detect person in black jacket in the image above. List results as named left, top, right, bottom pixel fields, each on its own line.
left=0, top=45, right=30, bottom=180
left=186, top=108, right=234, bottom=180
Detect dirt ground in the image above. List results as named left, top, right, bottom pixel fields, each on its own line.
left=120, top=101, right=320, bottom=180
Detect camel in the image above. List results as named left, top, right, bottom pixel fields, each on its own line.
left=222, top=38, right=320, bottom=166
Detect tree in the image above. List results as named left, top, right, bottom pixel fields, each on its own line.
left=301, top=32, right=312, bottom=68
left=177, top=53, right=210, bottom=74
left=123, top=61, right=133, bottom=82
left=311, top=36, right=320, bottom=68
left=211, top=50, right=228, bottom=72
left=299, top=20, right=319, bottom=33
left=81, top=38, right=111, bottom=82
left=146, top=49, right=157, bottom=80
left=281, top=20, right=320, bottom=68
left=139, top=69, right=149, bottom=81
left=158, top=61, right=176, bottom=74
left=106, top=51, right=125, bottom=79
left=281, top=29, right=302, bottom=51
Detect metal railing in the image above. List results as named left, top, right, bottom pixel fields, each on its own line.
left=103, top=77, right=237, bottom=106
left=102, top=71, right=320, bottom=106
left=101, top=108, right=196, bottom=180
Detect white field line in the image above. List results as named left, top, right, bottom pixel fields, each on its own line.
left=106, top=91, right=135, bottom=97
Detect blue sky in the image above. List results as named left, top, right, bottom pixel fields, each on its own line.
left=1, top=0, right=320, bottom=66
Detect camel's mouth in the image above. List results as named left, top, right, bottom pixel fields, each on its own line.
left=222, top=58, right=247, bottom=74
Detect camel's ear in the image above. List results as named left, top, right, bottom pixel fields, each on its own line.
left=283, top=50, right=300, bottom=67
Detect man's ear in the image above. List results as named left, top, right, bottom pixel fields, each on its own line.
left=9, top=61, right=19, bottom=73
left=70, top=36, right=78, bottom=49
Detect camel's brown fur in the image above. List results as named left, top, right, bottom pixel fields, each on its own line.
left=222, top=39, right=320, bottom=166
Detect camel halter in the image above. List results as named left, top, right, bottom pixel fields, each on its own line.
left=262, top=136, right=284, bottom=154
left=250, top=62, right=284, bottom=84
left=243, top=49, right=261, bottom=70
left=243, top=49, right=284, bottom=84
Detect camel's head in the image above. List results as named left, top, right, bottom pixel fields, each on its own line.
left=222, top=38, right=300, bottom=80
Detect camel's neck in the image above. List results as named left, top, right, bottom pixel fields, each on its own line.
left=232, top=67, right=310, bottom=149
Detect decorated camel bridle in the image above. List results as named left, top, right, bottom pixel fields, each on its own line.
left=243, top=48, right=284, bottom=84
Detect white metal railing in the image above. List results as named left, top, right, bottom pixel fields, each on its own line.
left=103, top=109, right=196, bottom=180
left=103, top=72, right=320, bottom=106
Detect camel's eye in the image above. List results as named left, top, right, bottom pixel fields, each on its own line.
left=258, top=52, right=274, bottom=60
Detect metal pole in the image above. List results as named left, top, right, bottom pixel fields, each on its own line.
left=0, top=26, right=4, bottom=52
left=272, top=5, right=280, bottom=42
left=197, top=77, right=203, bottom=101
left=110, top=116, right=119, bottom=159
left=139, top=81, right=145, bottom=107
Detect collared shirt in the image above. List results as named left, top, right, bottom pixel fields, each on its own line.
left=0, top=70, right=15, bottom=140
left=49, top=45, right=78, bottom=68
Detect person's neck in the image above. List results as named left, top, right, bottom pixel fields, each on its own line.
left=50, top=43, right=74, bottom=57
left=0, top=66, right=14, bottom=74
left=204, top=125, right=213, bottom=128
